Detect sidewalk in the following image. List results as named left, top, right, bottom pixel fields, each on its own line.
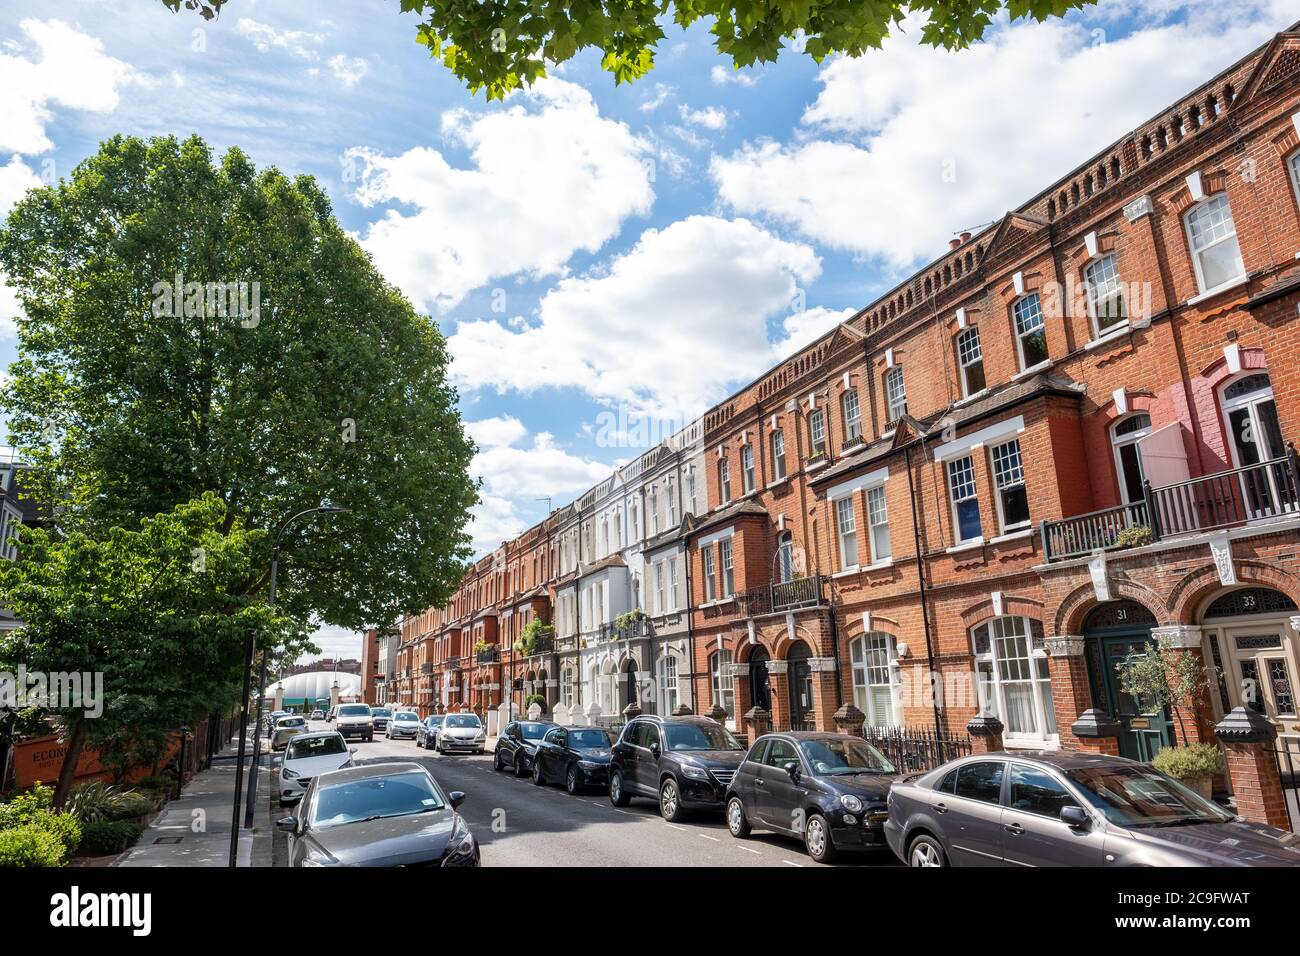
left=115, top=734, right=273, bottom=867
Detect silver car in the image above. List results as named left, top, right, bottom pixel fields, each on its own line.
left=438, top=713, right=486, bottom=754
left=271, top=715, right=309, bottom=751
left=885, top=750, right=1300, bottom=867
left=386, top=710, right=421, bottom=739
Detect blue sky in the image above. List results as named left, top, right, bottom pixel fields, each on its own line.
left=1, top=0, right=1294, bottom=658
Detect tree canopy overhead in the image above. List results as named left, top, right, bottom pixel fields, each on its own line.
left=0, top=135, right=479, bottom=635
left=157, top=0, right=1096, bottom=100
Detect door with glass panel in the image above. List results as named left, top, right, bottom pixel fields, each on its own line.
left=1220, top=374, right=1296, bottom=521
left=1098, top=636, right=1171, bottom=762
left=786, top=641, right=815, bottom=731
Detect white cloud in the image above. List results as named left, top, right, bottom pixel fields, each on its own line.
left=0, top=156, right=39, bottom=339
left=328, top=53, right=369, bottom=88
left=772, top=305, right=856, bottom=358
left=234, top=18, right=323, bottom=60
left=710, top=64, right=757, bottom=86
left=679, top=104, right=727, bottom=130
left=465, top=415, right=529, bottom=450
left=712, top=3, right=1290, bottom=269
left=640, top=82, right=673, bottom=111
left=448, top=216, right=822, bottom=420
left=473, top=430, right=610, bottom=499
left=468, top=494, right=527, bottom=555
left=350, top=79, right=654, bottom=312
left=306, top=623, right=363, bottom=661
left=0, top=19, right=135, bottom=155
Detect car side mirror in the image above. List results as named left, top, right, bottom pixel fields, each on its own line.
left=449, top=791, right=466, bottom=809
left=348, top=747, right=358, bottom=754
left=275, top=816, right=298, bottom=833
left=1060, top=805, right=1090, bottom=829
left=649, top=742, right=661, bottom=758
left=783, top=761, right=801, bottom=781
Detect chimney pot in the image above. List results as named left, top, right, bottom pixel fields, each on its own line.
left=960, top=231, right=971, bottom=243
left=948, top=238, right=961, bottom=250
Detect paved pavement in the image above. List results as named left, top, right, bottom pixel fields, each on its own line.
left=117, top=734, right=273, bottom=867
left=271, top=720, right=898, bottom=868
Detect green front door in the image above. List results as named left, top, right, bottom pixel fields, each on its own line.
left=1097, top=635, right=1174, bottom=762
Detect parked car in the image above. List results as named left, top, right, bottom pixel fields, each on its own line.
left=438, top=713, right=486, bottom=754
left=334, top=702, right=374, bottom=742
left=886, top=750, right=1300, bottom=867
left=416, top=715, right=445, bottom=749
left=263, top=709, right=290, bottom=737
left=370, top=707, right=393, bottom=733
left=609, top=716, right=746, bottom=821
left=387, top=710, right=421, bottom=740
left=532, top=726, right=614, bottom=794
left=493, top=720, right=556, bottom=776
left=725, top=732, right=895, bottom=863
left=310, top=709, right=325, bottom=721
left=271, top=715, right=310, bottom=751
left=277, top=732, right=356, bottom=807
left=277, top=762, right=478, bottom=867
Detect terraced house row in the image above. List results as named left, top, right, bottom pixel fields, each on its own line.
left=382, top=28, right=1300, bottom=800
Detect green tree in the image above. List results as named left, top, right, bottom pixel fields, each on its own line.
left=0, top=135, right=478, bottom=635
left=1115, top=636, right=1208, bottom=746
left=157, top=0, right=1097, bottom=99
left=0, top=495, right=300, bottom=807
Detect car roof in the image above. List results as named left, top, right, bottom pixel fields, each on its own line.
left=976, top=749, right=1143, bottom=771
left=632, top=715, right=719, bottom=726
left=276, top=715, right=305, bottom=722
left=285, top=731, right=344, bottom=744
left=316, top=761, right=429, bottom=785
left=754, top=731, right=864, bottom=743
left=559, top=725, right=610, bottom=732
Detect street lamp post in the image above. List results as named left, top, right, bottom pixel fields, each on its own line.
left=230, top=501, right=346, bottom=864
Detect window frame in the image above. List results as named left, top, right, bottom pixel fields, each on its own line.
left=842, top=388, right=863, bottom=444
left=956, top=326, right=985, bottom=398
left=718, top=537, right=735, bottom=598
left=701, top=545, right=716, bottom=602
left=1011, top=292, right=1049, bottom=371
left=989, top=438, right=1031, bottom=534
left=1083, top=253, right=1127, bottom=338
left=850, top=632, right=898, bottom=726
left=771, top=429, right=787, bottom=481
left=835, top=495, right=859, bottom=569
left=710, top=649, right=735, bottom=723
left=884, top=367, right=907, bottom=425
left=741, top=444, right=756, bottom=494
left=947, top=454, right=983, bottom=544
left=1111, top=413, right=1152, bottom=505
left=866, top=484, right=891, bottom=563
left=1183, top=193, right=1246, bottom=295
left=718, top=457, right=732, bottom=505
left=808, top=409, right=827, bottom=458
left=972, top=616, right=1057, bottom=745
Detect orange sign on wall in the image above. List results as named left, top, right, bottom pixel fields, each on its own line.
left=12, top=733, right=180, bottom=790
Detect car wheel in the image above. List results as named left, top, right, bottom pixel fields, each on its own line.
left=532, top=759, right=545, bottom=786
left=908, top=834, right=947, bottom=868
left=726, top=797, right=751, bottom=838
left=493, top=749, right=503, bottom=771
left=514, top=753, right=529, bottom=777
left=565, top=766, right=580, bottom=795
left=366, top=733, right=373, bottom=742
left=804, top=813, right=837, bottom=864
left=659, top=778, right=684, bottom=822
left=610, top=771, right=631, bottom=807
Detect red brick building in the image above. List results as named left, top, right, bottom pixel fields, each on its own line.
left=400, top=30, right=1300, bottom=804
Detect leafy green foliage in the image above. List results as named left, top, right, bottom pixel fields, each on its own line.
left=0, top=135, right=478, bottom=634
left=66, top=782, right=154, bottom=824
left=0, top=823, right=67, bottom=866
left=513, top=619, right=555, bottom=655
left=0, top=785, right=81, bottom=862
left=78, top=819, right=143, bottom=856
left=524, top=693, right=547, bottom=713
left=1152, top=742, right=1226, bottom=782
left=163, top=0, right=1095, bottom=99
left=1115, top=636, right=1208, bottom=745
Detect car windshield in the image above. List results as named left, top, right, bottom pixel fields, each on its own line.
left=426, top=716, right=444, bottom=727
left=309, top=771, right=445, bottom=828
left=278, top=717, right=305, bottom=728
left=800, top=738, right=896, bottom=775
left=372, top=709, right=392, bottom=718
left=338, top=705, right=370, bottom=717
left=664, top=723, right=743, bottom=752
left=394, top=712, right=418, bottom=722
left=1067, top=765, right=1234, bottom=828
left=444, top=715, right=481, bottom=729
left=568, top=729, right=612, bottom=749
left=519, top=722, right=550, bottom=740
left=286, top=735, right=347, bottom=760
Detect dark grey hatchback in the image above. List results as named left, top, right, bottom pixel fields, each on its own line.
left=886, top=750, right=1300, bottom=867
left=726, top=732, right=896, bottom=863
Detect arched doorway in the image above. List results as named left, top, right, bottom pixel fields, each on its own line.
left=1201, top=586, right=1298, bottom=747
left=787, top=640, right=814, bottom=731
left=1082, top=599, right=1169, bottom=761
left=748, top=646, right=771, bottom=712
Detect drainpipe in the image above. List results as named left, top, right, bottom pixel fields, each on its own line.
left=904, top=442, right=944, bottom=734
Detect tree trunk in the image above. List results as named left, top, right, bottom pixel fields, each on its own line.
left=52, top=720, right=88, bottom=809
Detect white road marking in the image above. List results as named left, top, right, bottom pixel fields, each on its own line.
left=666, top=824, right=687, bottom=832
left=698, top=834, right=721, bottom=842
left=737, top=846, right=762, bottom=855
left=782, top=859, right=803, bottom=867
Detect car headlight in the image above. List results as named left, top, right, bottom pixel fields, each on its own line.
left=839, top=794, right=864, bottom=813
left=441, top=824, right=477, bottom=867
left=680, top=764, right=710, bottom=781
left=577, top=760, right=601, bottom=770
left=281, top=767, right=299, bottom=780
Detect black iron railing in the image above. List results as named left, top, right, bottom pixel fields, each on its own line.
left=1043, top=450, right=1300, bottom=562
left=598, top=618, right=650, bottom=642
left=475, top=647, right=499, bottom=664
left=858, top=725, right=971, bottom=773
left=738, top=574, right=826, bottom=617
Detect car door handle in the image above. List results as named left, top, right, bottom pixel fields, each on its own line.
left=755, top=778, right=764, bottom=786
left=1004, top=822, right=1024, bottom=835
left=935, top=802, right=947, bottom=813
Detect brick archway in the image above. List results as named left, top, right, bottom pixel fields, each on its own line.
left=960, top=593, right=1046, bottom=634
left=1169, top=560, right=1300, bottom=624
left=1056, top=577, right=1172, bottom=635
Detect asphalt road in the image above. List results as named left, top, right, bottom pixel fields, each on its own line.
left=269, top=721, right=900, bottom=868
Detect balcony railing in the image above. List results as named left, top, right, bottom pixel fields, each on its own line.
left=444, top=656, right=462, bottom=672
left=475, top=646, right=500, bottom=664
left=1044, top=452, right=1300, bottom=562
left=598, top=618, right=651, bottom=643
left=419, top=662, right=433, bottom=675
left=737, top=574, right=826, bottom=617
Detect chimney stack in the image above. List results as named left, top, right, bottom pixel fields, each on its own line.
left=948, top=238, right=961, bottom=251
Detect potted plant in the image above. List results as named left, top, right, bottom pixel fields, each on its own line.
left=1114, top=524, right=1154, bottom=549
left=1152, top=742, right=1226, bottom=799
left=524, top=693, right=547, bottom=715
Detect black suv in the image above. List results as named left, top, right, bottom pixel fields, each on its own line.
left=609, top=716, right=746, bottom=821
left=493, top=720, right=556, bottom=776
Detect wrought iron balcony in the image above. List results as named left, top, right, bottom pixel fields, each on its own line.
left=419, top=662, right=433, bottom=675
left=475, top=646, right=500, bottom=664
left=1043, top=452, right=1300, bottom=562
left=598, top=617, right=651, bottom=643
left=737, top=573, right=826, bottom=617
